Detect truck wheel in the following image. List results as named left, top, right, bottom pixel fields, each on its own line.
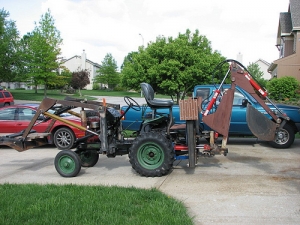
left=129, top=132, right=174, bottom=177
left=54, top=150, right=81, bottom=177
left=77, top=150, right=99, bottom=167
left=269, top=123, right=295, bottom=149
left=54, top=127, right=75, bottom=150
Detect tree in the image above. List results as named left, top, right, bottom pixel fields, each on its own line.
left=95, top=53, right=119, bottom=89
left=0, top=8, right=20, bottom=83
left=267, top=76, right=299, bottom=100
left=48, top=68, right=72, bottom=92
left=121, top=29, right=225, bottom=103
left=70, top=70, right=90, bottom=96
left=21, top=9, right=63, bottom=96
left=247, top=62, right=267, bottom=88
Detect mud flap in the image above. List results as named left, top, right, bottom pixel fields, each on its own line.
left=246, top=104, right=277, bottom=141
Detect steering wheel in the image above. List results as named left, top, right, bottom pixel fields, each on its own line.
left=124, top=96, right=141, bottom=111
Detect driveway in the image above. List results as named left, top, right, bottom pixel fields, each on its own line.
left=0, top=138, right=299, bottom=225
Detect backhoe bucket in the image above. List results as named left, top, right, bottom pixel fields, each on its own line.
left=246, top=104, right=277, bottom=141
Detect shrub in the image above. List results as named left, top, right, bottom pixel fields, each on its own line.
left=113, top=86, right=126, bottom=91
left=92, top=82, right=100, bottom=90
left=267, top=76, right=299, bottom=100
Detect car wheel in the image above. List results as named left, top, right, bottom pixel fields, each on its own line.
left=54, top=127, right=75, bottom=150
left=269, top=123, right=295, bottom=149
left=4, top=103, right=9, bottom=106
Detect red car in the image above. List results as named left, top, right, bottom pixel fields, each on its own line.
left=0, top=87, right=14, bottom=107
left=0, top=103, right=86, bottom=149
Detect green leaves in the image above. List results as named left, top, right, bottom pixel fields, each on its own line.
left=0, top=8, right=20, bottom=82
left=18, top=9, right=62, bottom=95
left=267, top=76, right=300, bottom=100
left=121, top=29, right=225, bottom=103
left=95, top=53, right=120, bottom=90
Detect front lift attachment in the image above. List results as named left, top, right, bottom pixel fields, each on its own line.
left=0, top=97, right=111, bottom=152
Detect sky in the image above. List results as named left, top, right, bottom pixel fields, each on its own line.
left=1, top=0, right=290, bottom=69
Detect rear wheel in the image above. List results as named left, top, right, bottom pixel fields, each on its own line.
left=186, top=120, right=196, bottom=167
left=129, top=132, right=174, bottom=177
left=54, top=150, right=81, bottom=177
left=269, top=123, right=295, bottom=149
left=54, top=127, right=75, bottom=150
left=77, top=150, right=99, bottom=167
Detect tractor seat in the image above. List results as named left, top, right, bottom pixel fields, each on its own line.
left=140, top=83, right=173, bottom=109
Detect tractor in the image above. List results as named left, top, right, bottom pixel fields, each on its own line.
left=0, top=60, right=289, bottom=177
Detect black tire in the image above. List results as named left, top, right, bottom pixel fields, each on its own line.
left=269, top=123, right=295, bottom=149
left=4, top=103, right=10, bottom=106
left=53, top=127, right=75, bottom=150
left=186, top=120, right=196, bottom=167
left=54, top=150, right=81, bottom=177
left=129, top=132, right=174, bottom=177
left=77, top=150, right=99, bottom=167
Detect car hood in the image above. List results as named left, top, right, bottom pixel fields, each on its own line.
left=274, top=103, right=300, bottom=110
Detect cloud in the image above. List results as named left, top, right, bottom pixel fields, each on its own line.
left=3, top=0, right=290, bottom=68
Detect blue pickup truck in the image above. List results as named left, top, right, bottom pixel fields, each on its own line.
left=121, top=84, right=300, bottom=149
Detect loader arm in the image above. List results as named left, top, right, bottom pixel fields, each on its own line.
left=0, top=97, right=115, bottom=152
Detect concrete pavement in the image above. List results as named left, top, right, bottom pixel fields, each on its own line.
left=1, top=138, right=300, bottom=225
left=6, top=98, right=300, bottom=224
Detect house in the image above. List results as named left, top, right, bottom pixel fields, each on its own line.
left=268, top=0, right=300, bottom=81
left=1, top=50, right=101, bottom=90
left=61, top=50, right=101, bottom=90
left=254, top=59, right=271, bottom=80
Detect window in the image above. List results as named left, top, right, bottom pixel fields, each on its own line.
left=233, top=90, right=245, bottom=105
left=196, top=88, right=210, bottom=101
left=18, top=108, right=36, bottom=120
left=0, top=108, right=16, bottom=120
left=3, top=92, right=11, bottom=98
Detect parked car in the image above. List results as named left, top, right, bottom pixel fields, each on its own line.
left=0, top=87, right=14, bottom=107
left=0, top=103, right=86, bottom=149
left=121, top=85, right=300, bottom=149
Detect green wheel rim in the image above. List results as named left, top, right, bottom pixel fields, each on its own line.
left=137, top=142, right=164, bottom=169
left=58, top=155, right=77, bottom=174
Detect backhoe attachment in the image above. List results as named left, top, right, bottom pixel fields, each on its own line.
left=202, top=59, right=289, bottom=144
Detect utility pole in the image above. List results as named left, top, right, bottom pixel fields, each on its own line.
left=139, top=33, right=144, bottom=46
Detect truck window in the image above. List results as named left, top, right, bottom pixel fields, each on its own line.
left=233, top=90, right=245, bottom=105
left=196, top=88, right=210, bottom=101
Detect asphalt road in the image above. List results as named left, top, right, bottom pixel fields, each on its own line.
left=0, top=138, right=300, bottom=225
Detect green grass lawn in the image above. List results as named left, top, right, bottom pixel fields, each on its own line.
left=0, top=184, right=194, bottom=225
left=9, top=89, right=171, bottom=102
left=5, top=89, right=192, bottom=224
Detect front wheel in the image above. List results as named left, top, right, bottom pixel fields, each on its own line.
left=129, top=132, right=174, bottom=177
left=269, top=123, right=295, bottom=149
left=53, top=127, right=75, bottom=150
left=54, top=150, right=81, bottom=177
